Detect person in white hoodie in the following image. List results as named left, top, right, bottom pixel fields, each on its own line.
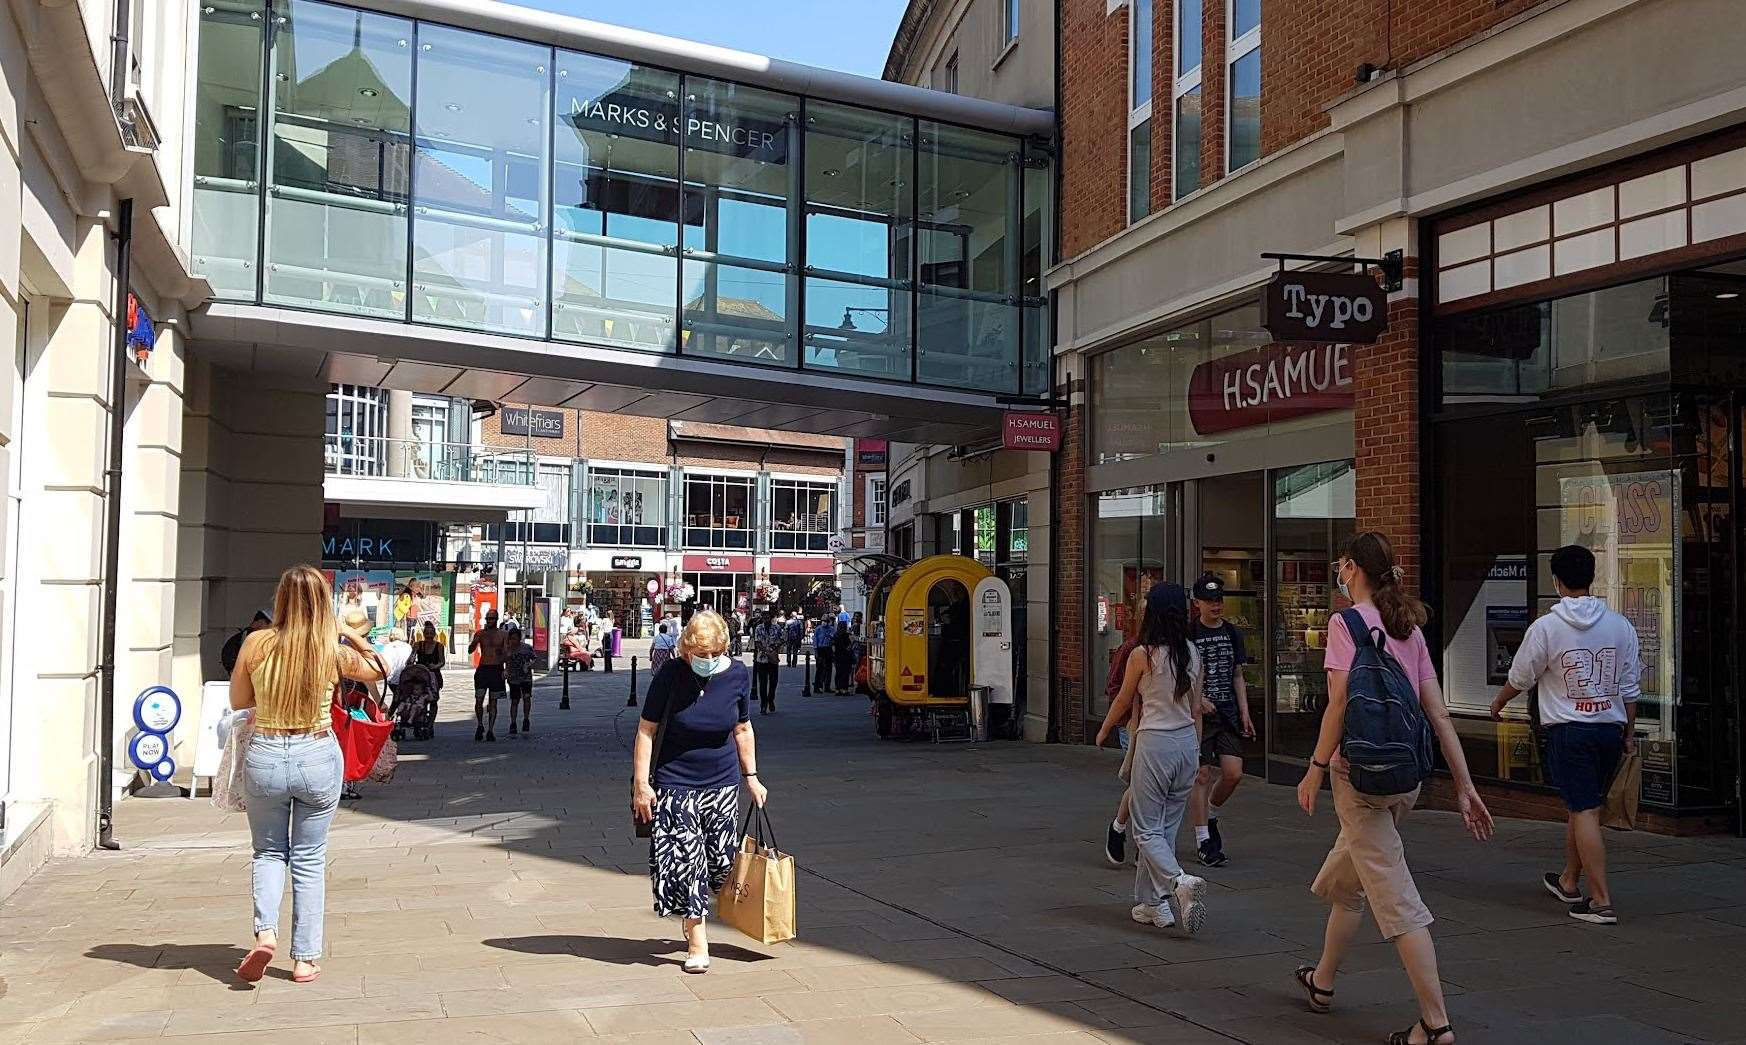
left=1489, top=544, right=1638, bottom=926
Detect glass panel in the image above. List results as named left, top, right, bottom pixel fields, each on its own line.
left=803, top=102, right=914, bottom=379
left=1438, top=276, right=1672, bottom=406
left=917, top=122, right=1018, bottom=391
left=1232, top=0, right=1260, bottom=38
left=1131, top=0, right=1153, bottom=107
left=1228, top=48, right=1260, bottom=172
left=587, top=468, right=667, bottom=547
left=192, top=0, right=266, bottom=299
left=1199, top=471, right=1266, bottom=767
left=411, top=24, right=550, bottom=336
left=1174, top=86, right=1202, bottom=198
left=681, top=77, right=798, bottom=366
left=1090, top=486, right=1170, bottom=725
left=553, top=51, right=680, bottom=351
left=1176, top=0, right=1202, bottom=71
left=1090, top=331, right=1171, bottom=464
left=770, top=479, right=835, bottom=551
left=1270, top=461, right=1354, bottom=762
left=1128, top=119, right=1152, bottom=223
left=263, top=0, right=412, bottom=318
left=683, top=474, right=755, bottom=548
left=1021, top=158, right=1048, bottom=369
left=1674, top=397, right=1736, bottom=808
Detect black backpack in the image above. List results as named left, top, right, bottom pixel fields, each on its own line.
left=1337, top=608, right=1436, bottom=796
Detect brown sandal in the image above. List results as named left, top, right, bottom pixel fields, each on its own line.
left=1294, top=965, right=1334, bottom=1013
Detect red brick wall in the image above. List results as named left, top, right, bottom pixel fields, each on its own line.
left=1065, top=0, right=1552, bottom=248
left=1054, top=404, right=1086, bottom=742
left=579, top=413, right=669, bottom=464
left=1352, top=293, right=1421, bottom=589
left=1061, top=0, right=1130, bottom=257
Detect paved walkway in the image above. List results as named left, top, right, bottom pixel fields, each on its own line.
left=5, top=664, right=1746, bottom=1043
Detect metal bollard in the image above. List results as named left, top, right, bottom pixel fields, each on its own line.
left=802, top=646, right=812, bottom=697
left=560, top=657, right=571, bottom=710
left=626, top=656, right=639, bottom=706
left=602, top=642, right=613, bottom=674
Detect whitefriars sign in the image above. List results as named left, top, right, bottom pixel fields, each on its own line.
left=1261, top=271, right=1388, bottom=344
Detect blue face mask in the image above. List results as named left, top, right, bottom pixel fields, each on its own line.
left=690, top=654, right=725, bottom=677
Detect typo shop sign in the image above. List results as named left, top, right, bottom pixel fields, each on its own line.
left=564, top=95, right=788, bottom=163
left=1187, top=342, right=1354, bottom=436
left=501, top=406, right=565, bottom=439
left=1262, top=271, right=1388, bottom=344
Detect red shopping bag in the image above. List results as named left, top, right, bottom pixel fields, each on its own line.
left=331, top=690, right=394, bottom=783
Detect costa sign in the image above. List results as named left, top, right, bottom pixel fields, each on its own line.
left=1188, top=342, right=1354, bottom=436
left=1262, top=271, right=1388, bottom=344
left=1002, top=411, right=1062, bottom=452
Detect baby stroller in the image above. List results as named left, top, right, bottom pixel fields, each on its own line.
left=391, top=663, right=441, bottom=741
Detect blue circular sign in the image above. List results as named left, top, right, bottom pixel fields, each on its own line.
left=132, top=686, right=182, bottom=735
left=128, top=731, right=169, bottom=773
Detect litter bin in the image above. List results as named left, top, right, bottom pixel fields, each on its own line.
left=966, top=685, right=991, bottom=743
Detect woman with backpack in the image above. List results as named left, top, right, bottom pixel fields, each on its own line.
left=1094, top=582, right=1210, bottom=934
left=1293, top=532, right=1493, bottom=1045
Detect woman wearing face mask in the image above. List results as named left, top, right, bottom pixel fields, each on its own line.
left=1294, top=532, right=1492, bottom=1045
left=632, top=609, right=767, bottom=973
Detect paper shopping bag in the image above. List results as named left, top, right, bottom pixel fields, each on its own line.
left=1601, top=751, right=1641, bottom=831
left=716, top=807, right=796, bottom=945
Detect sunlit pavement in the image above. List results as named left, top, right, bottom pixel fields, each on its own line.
left=6, top=662, right=1746, bottom=1044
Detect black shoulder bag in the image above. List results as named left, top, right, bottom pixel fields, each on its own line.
left=635, top=664, right=694, bottom=838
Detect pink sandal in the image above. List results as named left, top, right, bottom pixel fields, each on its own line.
left=292, top=964, right=322, bottom=984
left=235, top=942, right=275, bottom=983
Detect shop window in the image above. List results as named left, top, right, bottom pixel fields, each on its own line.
left=263, top=0, right=413, bottom=319
left=587, top=467, right=667, bottom=547
left=1090, top=486, right=1172, bottom=726
left=770, top=478, right=835, bottom=551
left=683, top=473, right=754, bottom=549
left=1268, top=461, right=1354, bottom=763
left=1437, top=275, right=1671, bottom=406
left=485, top=462, right=572, bottom=546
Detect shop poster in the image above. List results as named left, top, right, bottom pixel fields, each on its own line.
left=393, top=571, right=453, bottom=644
left=334, top=570, right=395, bottom=644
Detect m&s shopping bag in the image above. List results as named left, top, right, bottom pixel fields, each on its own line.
left=716, top=806, right=796, bottom=945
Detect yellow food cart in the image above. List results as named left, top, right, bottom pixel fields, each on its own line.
left=858, top=554, right=995, bottom=739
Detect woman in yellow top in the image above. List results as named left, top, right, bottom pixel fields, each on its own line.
left=229, top=565, right=384, bottom=985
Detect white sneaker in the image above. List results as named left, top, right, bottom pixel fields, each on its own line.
left=1173, top=875, right=1207, bottom=935
left=1130, top=902, right=1175, bottom=928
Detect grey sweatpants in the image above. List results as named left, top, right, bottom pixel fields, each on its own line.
left=1130, top=724, right=1199, bottom=906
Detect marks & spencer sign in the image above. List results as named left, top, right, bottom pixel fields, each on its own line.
left=1187, top=342, right=1354, bottom=436
left=563, top=95, right=788, bottom=164
left=1262, top=271, right=1388, bottom=344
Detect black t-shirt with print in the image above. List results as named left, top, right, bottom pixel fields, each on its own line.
left=1191, top=620, right=1247, bottom=728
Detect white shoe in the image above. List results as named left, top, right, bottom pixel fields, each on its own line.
left=1173, top=875, right=1207, bottom=935
left=1130, top=902, right=1175, bottom=928
left=683, top=953, right=711, bottom=974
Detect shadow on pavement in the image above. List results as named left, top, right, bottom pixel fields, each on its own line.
left=84, top=942, right=254, bottom=990
left=485, top=934, right=774, bottom=968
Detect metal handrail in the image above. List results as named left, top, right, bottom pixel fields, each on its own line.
left=322, top=435, right=537, bottom=484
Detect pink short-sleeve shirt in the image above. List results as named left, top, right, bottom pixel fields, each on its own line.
left=1323, top=602, right=1438, bottom=684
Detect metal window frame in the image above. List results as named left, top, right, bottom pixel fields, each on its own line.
left=1127, top=0, right=1153, bottom=224
left=1224, top=0, right=1260, bottom=176
left=1172, top=0, right=1203, bottom=201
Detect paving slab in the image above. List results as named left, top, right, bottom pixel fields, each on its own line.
left=0, top=663, right=1737, bottom=1043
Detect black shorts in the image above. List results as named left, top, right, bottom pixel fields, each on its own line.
left=1200, top=716, right=1245, bottom=765
left=474, top=664, right=506, bottom=694
left=509, top=681, right=532, bottom=699
left=1546, top=722, right=1625, bottom=813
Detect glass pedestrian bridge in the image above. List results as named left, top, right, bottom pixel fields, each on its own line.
left=189, top=0, right=1054, bottom=434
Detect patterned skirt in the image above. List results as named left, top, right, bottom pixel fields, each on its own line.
left=648, top=784, right=739, bottom=919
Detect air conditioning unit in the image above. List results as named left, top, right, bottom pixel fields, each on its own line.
left=118, top=92, right=160, bottom=152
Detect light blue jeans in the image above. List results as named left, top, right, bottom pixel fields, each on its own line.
left=1130, top=725, right=1198, bottom=906
left=243, top=733, right=343, bottom=960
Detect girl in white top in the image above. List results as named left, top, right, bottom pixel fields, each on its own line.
left=1097, top=582, right=1212, bottom=934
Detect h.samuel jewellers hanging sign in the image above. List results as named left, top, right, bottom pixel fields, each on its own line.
left=1187, top=342, right=1354, bottom=436
left=562, top=94, right=788, bottom=163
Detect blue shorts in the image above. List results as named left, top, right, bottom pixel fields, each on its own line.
left=1117, top=726, right=1130, bottom=751
left=1545, top=722, right=1625, bottom=813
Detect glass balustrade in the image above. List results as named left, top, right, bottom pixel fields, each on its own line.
left=191, top=0, right=1050, bottom=396
left=322, top=434, right=537, bottom=484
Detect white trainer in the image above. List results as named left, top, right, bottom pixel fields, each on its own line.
left=1173, top=875, right=1207, bottom=934
left=1130, top=902, right=1175, bottom=928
